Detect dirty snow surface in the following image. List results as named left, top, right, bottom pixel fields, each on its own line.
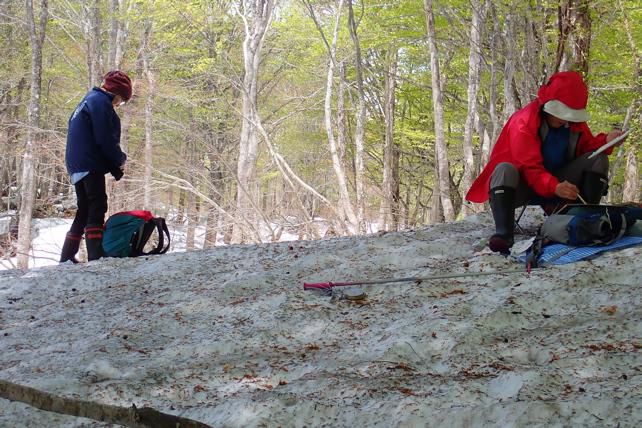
left=1, top=208, right=641, bottom=427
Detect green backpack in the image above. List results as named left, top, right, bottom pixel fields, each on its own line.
left=102, top=210, right=171, bottom=257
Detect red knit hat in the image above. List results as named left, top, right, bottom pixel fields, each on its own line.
left=102, top=70, right=132, bottom=101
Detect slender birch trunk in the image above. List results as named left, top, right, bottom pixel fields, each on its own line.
left=321, top=0, right=358, bottom=232
left=424, top=0, right=454, bottom=222
left=486, top=2, right=500, bottom=159
left=231, top=0, right=275, bottom=244
left=570, top=0, right=591, bottom=76
left=460, top=0, right=485, bottom=216
left=107, top=0, right=118, bottom=69
left=348, top=0, right=366, bottom=232
left=622, top=147, right=639, bottom=202
left=1, top=76, right=25, bottom=201
left=429, top=162, right=442, bottom=223
left=185, top=142, right=197, bottom=251
left=521, top=4, right=539, bottom=99
left=378, top=45, right=399, bottom=230
left=503, top=8, right=519, bottom=120
left=617, top=0, right=639, bottom=202
left=142, top=21, right=154, bottom=210
left=84, top=1, right=102, bottom=88
left=17, top=0, right=48, bottom=269
left=554, top=1, right=572, bottom=73
left=105, top=0, right=132, bottom=214
left=337, top=61, right=347, bottom=163
left=204, top=148, right=224, bottom=249
left=107, top=0, right=130, bottom=70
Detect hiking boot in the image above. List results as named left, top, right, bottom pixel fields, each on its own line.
left=60, top=232, right=82, bottom=263
left=489, top=186, right=516, bottom=255
left=580, top=171, right=608, bottom=204
left=85, top=225, right=104, bottom=261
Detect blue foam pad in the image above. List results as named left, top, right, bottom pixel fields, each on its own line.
left=517, top=236, right=642, bottom=265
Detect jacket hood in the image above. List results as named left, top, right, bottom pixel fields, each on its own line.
left=536, top=71, right=588, bottom=109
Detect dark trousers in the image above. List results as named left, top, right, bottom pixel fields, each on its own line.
left=69, top=172, right=108, bottom=235
left=490, top=152, right=609, bottom=207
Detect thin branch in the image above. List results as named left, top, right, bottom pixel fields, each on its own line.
left=0, top=378, right=211, bottom=428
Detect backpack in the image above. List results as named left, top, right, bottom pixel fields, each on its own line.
left=526, top=204, right=642, bottom=269
left=102, top=210, right=171, bottom=257
left=540, top=205, right=631, bottom=247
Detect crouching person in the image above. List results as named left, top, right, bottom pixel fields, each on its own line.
left=60, top=71, right=131, bottom=263
left=466, top=71, right=627, bottom=255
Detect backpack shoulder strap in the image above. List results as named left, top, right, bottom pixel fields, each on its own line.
left=139, top=218, right=170, bottom=255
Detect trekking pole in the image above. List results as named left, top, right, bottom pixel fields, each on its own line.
left=303, top=268, right=530, bottom=291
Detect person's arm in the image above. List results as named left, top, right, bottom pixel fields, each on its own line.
left=509, top=124, right=559, bottom=198
left=89, top=98, right=126, bottom=172
left=574, top=122, right=609, bottom=156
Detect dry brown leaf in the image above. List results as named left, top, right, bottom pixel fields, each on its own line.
left=600, top=305, right=617, bottom=315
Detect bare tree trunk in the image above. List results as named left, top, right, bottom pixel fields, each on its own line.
left=254, top=110, right=337, bottom=239
left=521, top=3, right=540, bottom=99
left=429, top=164, right=442, bottom=224
left=479, top=3, right=499, bottom=179
left=107, top=0, right=118, bottom=69
left=503, top=7, right=519, bottom=120
left=2, top=78, right=25, bottom=201
left=554, top=0, right=572, bottom=73
left=336, top=61, right=347, bottom=163
left=570, top=0, right=591, bottom=75
left=107, top=0, right=130, bottom=70
left=319, top=0, right=358, bottom=232
left=347, top=0, right=366, bottom=232
left=110, top=51, right=141, bottom=214
left=203, top=149, right=223, bottom=249
left=424, top=0, right=454, bottom=222
left=622, top=147, right=639, bottom=202
left=378, top=45, right=399, bottom=231
left=475, top=112, right=491, bottom=183
left=460, top=0, right=485, bottom=217
left=186, top=141, right=198, bottom=251
left=84, top=1, right=102, bottom=88
left=105, top=0, right=130, bottom=215
left=231, top=0, right=275, bottom=244
left=142, top=21, right=154, bottom=210
left=617, top=0, right=639, bottom=203
left=176, top=188, right=186, bottom=224
left=536, top=0, right=553, bottom=78
left=17, top=0, right=48, bottom=269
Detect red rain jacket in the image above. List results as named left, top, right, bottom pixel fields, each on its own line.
left=466, top=71, right=610, bottom=203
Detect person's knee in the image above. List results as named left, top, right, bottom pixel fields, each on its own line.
left=491, top=162, right=520, bottom=189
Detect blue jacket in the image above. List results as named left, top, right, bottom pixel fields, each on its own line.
left=66, top=87, right=126, bottom=175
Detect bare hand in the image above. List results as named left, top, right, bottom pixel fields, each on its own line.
left=606, top=129, right=627, bottom=147
left=555, top=181, right=579, bottom=200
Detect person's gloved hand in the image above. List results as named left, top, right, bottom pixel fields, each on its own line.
left=111, top=167, right=124, bottom=181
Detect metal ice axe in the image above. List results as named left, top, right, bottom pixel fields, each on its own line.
left=303, top=268, right=530, bottom=291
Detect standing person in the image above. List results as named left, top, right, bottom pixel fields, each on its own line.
left=466, top=71, right=627, bottom=255
left=59, top=71, right=132, bottom=263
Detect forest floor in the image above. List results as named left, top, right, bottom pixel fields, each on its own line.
left=1, top=207, right=641, bottom=427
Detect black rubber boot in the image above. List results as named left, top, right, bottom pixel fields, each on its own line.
left=60, top=232, right=82, bottom=263
left=580, top=171, right=609, bottom=204
left=85, top=225, right=104, bottom=261
left=488, top=186, right=516, bottom=255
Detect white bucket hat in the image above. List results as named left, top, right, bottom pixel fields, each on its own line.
left=543, top=99, right=590, bottom=123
